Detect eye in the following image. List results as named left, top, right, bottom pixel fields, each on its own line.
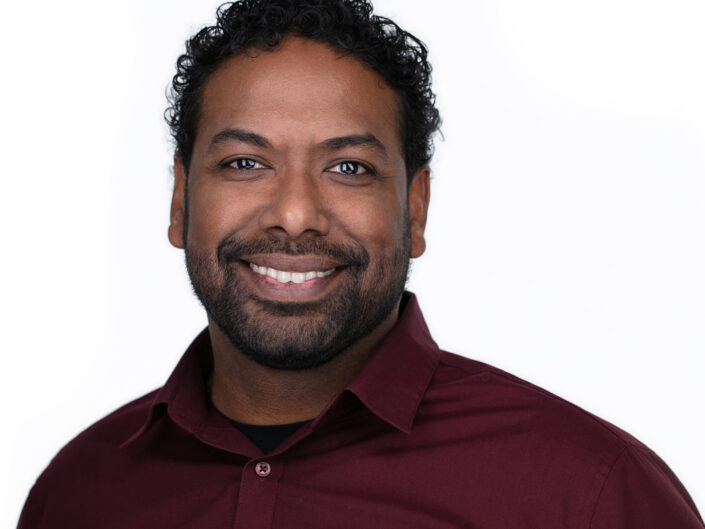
left=327, top=161, right=370, bottom=176
left=229, top=157, right=266, bottom=170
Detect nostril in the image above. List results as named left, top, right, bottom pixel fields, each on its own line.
left=266, top=226, right=291, bottom=238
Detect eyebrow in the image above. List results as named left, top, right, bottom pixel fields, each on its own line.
left=320, top=133, right=388, bottom=158
left=208, top=128, right=389, bottom=158
left=209, top=128, right=272, bottom=150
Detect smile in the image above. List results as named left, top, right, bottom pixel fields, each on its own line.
left=249, top=262, right=336, bottom=284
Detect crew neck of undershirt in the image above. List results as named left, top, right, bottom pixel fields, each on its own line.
left=225, top=417, right=311, bottom=454
left=207, top=388, right=311, bottom=453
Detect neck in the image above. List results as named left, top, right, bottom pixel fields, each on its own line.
left=208, top=303, right=400, bottom=425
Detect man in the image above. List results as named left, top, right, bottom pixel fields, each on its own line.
left=17, top=0, right=704, bottom=527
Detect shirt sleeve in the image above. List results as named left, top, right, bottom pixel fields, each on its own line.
left=590, top=444, right=704, bottom=528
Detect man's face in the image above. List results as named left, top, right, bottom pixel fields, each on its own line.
left=168, top=37, right=430, bottom=370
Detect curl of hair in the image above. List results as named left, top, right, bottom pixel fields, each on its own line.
left=165, top=0, right=441, bottom=182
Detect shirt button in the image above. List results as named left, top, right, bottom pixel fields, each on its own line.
left=255, top=462, right=271, bottom=477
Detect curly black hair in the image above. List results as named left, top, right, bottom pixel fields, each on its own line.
left=166, top=0, right=440, bottom=183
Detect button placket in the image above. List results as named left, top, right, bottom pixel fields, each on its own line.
left=234, top=459, right=282, bottom=529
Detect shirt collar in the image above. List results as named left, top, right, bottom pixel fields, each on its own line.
left=122, top=291, right=440, bottom=447
left=121, top=329, right=213, bottom=447
left=344, top=292, right=440, bottom=433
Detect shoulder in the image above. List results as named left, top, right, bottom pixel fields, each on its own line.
left=48, top=389, right=158, bottom=469
left=18, top=389, right=159, bottom=527
left=429, top=349, right=638, bottom=451
left=418, top=351, right=704, bottom=527
left=420, top=350, right=642, bottom=490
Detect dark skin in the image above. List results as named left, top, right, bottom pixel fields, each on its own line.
left=168, top=37, right=431, bottom=425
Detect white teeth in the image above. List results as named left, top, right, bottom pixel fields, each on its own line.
left=249, top=262, right=335, bottom=284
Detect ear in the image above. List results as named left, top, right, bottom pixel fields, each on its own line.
left=168, top=155, right=187, bottom=249
left=407, top=165, right=431, bottom=258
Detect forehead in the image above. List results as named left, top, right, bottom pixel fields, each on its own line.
left=195, top=36, right=403, bottom=155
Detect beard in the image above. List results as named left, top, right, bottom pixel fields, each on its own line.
left=184, top=223, right=410, bottom=371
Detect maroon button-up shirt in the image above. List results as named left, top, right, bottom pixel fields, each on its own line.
left=18, top=294, right=704, bottom=528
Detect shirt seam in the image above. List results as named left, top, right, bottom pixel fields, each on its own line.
left=586, top=444, right=631, bottom=529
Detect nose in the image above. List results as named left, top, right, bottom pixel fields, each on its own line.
left=259, top=168, right=330, bottom=239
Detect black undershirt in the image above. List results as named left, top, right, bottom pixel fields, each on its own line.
left=226, top=418, right=310, bottom=454
left=209, top=392, right=310, bottom=454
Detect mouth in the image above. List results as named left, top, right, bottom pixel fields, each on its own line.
left=248, top=262, right=336, bottom=285
left=239, top=254, right=346, bottom=302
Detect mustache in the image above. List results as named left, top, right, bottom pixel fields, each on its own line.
left=217, top=236, right=370, bottom=268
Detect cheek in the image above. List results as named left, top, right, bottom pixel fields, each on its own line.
left=186, top=182, right=264, bottom=246
left=335, top=193, right=407, bottom=250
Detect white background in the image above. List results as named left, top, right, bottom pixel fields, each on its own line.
left=2, top=0, right=704, bottom=525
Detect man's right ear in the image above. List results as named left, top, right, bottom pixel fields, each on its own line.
left=168, top=155, right=187, bottom=249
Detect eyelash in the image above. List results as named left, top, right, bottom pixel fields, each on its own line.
left=224, top=157, right=376, bottom=177
left=327, top=160, right=375, bottom=177
left=227, top=157, right=265, bottom=170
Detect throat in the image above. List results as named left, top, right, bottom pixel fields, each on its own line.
left=205, top=296, right=401, bottom=425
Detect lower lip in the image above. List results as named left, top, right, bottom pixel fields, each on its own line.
left=241, top=262, right=341, bottom=302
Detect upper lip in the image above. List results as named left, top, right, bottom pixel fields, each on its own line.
left=244, top=254, right=342, bottom=272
